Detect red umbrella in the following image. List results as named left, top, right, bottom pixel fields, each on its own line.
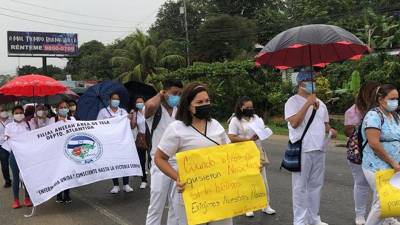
left=0, top=74, right=67, bottom=97
left=255, top=24, right=370, bottom=69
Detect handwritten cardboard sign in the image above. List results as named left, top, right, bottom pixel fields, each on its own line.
left=376, top=169, right=400, bottom=217
left=176, top=141, right=267, bottom=225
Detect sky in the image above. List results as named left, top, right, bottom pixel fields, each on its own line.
left=0, top=0, right=167, bottom=75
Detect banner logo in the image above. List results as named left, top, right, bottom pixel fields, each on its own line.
left=64, top=133, right=103, bottom=164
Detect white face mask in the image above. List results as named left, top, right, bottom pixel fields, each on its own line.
left=14, top=114, right=25, bottom=122
left=0, top=111, right=8, bottom=119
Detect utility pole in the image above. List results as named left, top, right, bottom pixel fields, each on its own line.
left=180, top=0, right=190, bottom=66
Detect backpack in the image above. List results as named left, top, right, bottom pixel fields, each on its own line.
left=347, top=108, right=384, bottom=164
left=145, top=106, right=162, bottom=150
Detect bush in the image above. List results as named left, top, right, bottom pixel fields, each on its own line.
left=148, top=60, right=288, bottom=120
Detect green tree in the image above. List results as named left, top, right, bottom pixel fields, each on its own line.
left=194, top=15, right=257, bottom=62
left=111, top=30, right=185, bottom=83
left=66, top=40, right=113, bottom=80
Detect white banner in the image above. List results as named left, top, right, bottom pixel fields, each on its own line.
left=7, top=116, right=142, bottom=206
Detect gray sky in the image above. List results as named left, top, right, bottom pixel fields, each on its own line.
left=0, top=0, right=167, bottom=75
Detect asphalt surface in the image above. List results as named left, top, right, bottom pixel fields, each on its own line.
left=0, top=136, right=362, bottom=225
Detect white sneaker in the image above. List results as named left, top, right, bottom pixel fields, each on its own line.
left=262, top=206, right=276, bottom=215
left=383, top=218, right=400, bottom=225
left=245, top=211, right=254, bottom=217
left=123, top=185, right=133, bottom=193
left=307, top=222, right=329, bottom=225
left=139, top=182, right=147, bottom=189
left=355, top=215, right=366, bottom=225
left=110, top=186, right=120, bottom=194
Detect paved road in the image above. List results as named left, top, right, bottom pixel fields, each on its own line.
left=0, top=136, right=361, bottom=225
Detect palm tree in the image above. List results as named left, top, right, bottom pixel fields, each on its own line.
left=111, top=30, right=186, bottom=83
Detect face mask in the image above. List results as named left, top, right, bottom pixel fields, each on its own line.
left=0, top=111, right=8, bottom=119
left=58, top=108, right=69, bottom=117
left=167, top=95, right=180, bottom=108
left=36, top=110, right=45, bottom=118
left=386, top=100, right=399, bottom=112
left=69, top=105, right=76, bottom=112
left=14, top=114, right=25, bottom=122
left=111, top=100, right=120, bottom=108
left=302, top=82, right=316, bottom=94
left=136, top=103, right=144, bottom=110
left=242, top=108, right=254, bottom=117
left=194, top=104, right=212, bottom=120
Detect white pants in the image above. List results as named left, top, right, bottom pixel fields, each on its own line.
left=363, top=168, right=383, bottom=225
left=261, top=166, right=271, bottom=207
left=171, top=176, right=233, bottom=225
left=146, top=162, right=179, bottom=225
left=348, top=161, right=370, bottom=217
left=292, top=150, right=326, bottom=225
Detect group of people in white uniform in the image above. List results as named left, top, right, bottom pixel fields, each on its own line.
left=1, top=71, right=400, bottom=225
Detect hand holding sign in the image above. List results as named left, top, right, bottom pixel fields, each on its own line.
left=176, top=141, right=267, bottom=225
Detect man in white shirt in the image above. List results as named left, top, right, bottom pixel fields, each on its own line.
left=0, top=105, right=11, bottom=188
left=144, top=79, right=183, bottom=225
left=284, top=71, right=337, bottom=225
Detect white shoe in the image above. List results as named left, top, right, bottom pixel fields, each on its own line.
left=110, top=186, right=120, bottom=194
left=245, top=211, right=254, bottom=217
left=262, top=206, right=276, bottom=215
left=139, top=182, right=147, bottom=189
left=307, top=222, right=329, bottom=225
left=123, top=185, right=133, bottom=193
left=355, top=215, right=366, bottom=225
left=383, top=218, right=400, bottom=225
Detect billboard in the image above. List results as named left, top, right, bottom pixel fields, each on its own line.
left=7, top=31, right=78, bottom=56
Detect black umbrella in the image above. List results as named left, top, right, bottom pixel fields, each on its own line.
left=255, top=24, right=370, bottom=69
left=124, top=81, right=157, bottom=111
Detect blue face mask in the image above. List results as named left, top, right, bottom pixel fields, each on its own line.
left=386, top=100, right=399, bottom=112
left=167, top=95, right=180, bottom=107
left=111, top=100, right=120, bottom=108
left=58, top=108, right=69, bottom=117
left=303, top=82, right=316, bottom=94
left=136, top=103, right=144, bottom=110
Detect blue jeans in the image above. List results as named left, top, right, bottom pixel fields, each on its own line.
left=9, top=152, right=29, bottom=199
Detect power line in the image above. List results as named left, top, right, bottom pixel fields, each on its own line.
left=0, top=12, right=134, bottom=33
left=10, top=0, right=135, bottom=24
left=0, top=6, right=138, bottom=29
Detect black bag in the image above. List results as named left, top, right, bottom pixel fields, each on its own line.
left=145, top=106, right=162, bottom=151
left=281, top=109, right=316, bottom=172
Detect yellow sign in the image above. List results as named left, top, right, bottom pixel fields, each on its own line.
left=376, top=169, right=400, bottom=217
left=176, top=141, right=267, bottom=225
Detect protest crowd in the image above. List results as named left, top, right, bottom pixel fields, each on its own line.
left=0, top=70, right=400, bottom=225
left=1, top=22, right=400, bottom=225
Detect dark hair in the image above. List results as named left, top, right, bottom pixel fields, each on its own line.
left=12, top=105, right=24, bottom=113
left=109, top=91, right=120, bottom=99
left=355, top=81, right=380, bottom=114
left=375, top=84, right=399, bottom=123
left=163, top=79, right=183, bottom=90
left=176, top=82, right=208, bottom=126
left=234, top=96, right=253, bottom=120
left=66, top=99, right=77, bottom=105
left=57, top=100, right=68, bottom=108
left=24, top=105, right=35, bottom=118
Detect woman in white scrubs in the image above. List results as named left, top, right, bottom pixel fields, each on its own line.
left=154, top=82, right=232, bottom=225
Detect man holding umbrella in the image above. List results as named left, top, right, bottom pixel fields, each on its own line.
left=285, top=70, right=337, bottom=225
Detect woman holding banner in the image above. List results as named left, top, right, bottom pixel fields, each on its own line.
left=54, top=101, right=76, bottom=204
left=361, top=84, right=400, bottom=225
left=228, top=96, right=276, bottom=218
left=97, top=92, right=135, bottom=194
left=154, top=82, right=233, bottom=225
left=4, top=105, right=32, bottom=209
